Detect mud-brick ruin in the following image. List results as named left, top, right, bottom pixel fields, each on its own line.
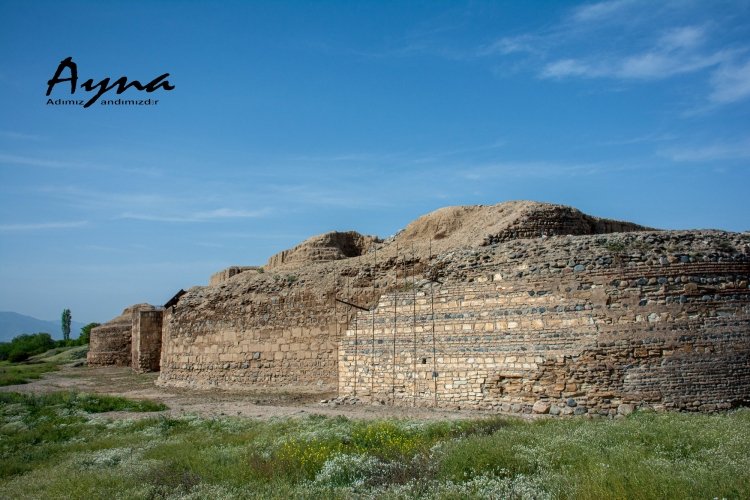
left=89, top=201, right=750, bottom=416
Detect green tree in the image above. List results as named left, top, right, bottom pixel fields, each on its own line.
left=0, top=333, right=56, bottom=362
left=61, top=309, right=71, bottom=341
left=78, top=322, right=100, bottom=344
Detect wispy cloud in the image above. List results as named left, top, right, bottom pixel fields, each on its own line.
left=289, top=139, right=506, bottom=166
left=0, top=220, right=88, bottom=231
left=120, top=207, right=271, bottom=223
left=478, top=35, right=542, bottom=57
left=541, top=25, right=733, bottom=81
left=0, top=153, right=163, bottom=177
left=570, top=0, right=638, bottom=24
left=473, top=1, right=750, bottom=108
left=660, top=137, right=750, bottom=162
left=456, top=160, right=637, bottom=180
left=0, top=131, right=42, bottom=141
left=0, top=153, right=81, bottom=169
left=710, top=57, right=750, bottom=104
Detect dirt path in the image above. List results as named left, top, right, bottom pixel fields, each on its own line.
left=0, top=364, right=501, bottom=421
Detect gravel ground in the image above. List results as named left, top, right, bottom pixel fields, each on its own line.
left=0, top=363, right=504, bottom=421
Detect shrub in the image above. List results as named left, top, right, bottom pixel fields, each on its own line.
left=0, top=333, right=56, bottom=361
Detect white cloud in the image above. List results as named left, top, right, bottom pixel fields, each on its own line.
left=195, top=208, right=271, bottom=219
left=660, top=138, right=750, bottom=162
left=541, top=25, right=731, bottom=81
left=659, top=26, right=706, bottom=51
left=0, top=220, right=88, bottom=231
left=541, top=59, right=599, bottom=78
left=571, top=0, right=637, bottom=24
left=0, top=131, right=42, bottom=141
left=120, top=207, right=270, bottom=223
left=710, top=58, right=750, bottom=104
left=0, top=153, right=77, bottom=169
left=477, top=3, right=750, bottom=108
left=457, top=161, right=632, bottom=180
left=478, top=35, right=541, bottom=56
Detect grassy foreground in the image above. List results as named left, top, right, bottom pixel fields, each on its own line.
left=0, top=392, right=748, bottom=499
left=0, top=346, right=88, bottom=386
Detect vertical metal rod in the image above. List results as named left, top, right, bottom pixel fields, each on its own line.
left=347, top=275, right=351, bottom=395
left=355, top=257, right=361, bottom=396
left=393, top=243, right=398, bottom=403
left=353, top=301, right=358, bottom=397
left=371, top=246, right=376, bottom=398
left=412, top=243, right=417, bottom=406
left=333, top=269, right=339, bottom=397
left=430, top=238, right=438, bottom=407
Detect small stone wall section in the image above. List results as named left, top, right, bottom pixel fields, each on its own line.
left=266, top=231, right=379, bottom=270
left=157, top=289, right=371, bottom=390
left=132, top=310, right=164, bottom=373
left=209, top=266, right=260, bottom=286
left=88, top=312, right=133, bottom=367
left=87, top=304, right=163, bottom=372
left=482, top=205, right=648, bottom=245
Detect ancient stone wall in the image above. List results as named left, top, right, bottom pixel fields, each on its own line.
left=209, top=266, right=260, bottom=286
left=87, top=304, right=162, bottom=371
left=266, top=231, right=379, bottom=270
left=88, top=316, right=132, bottom=367
left=157, top=288, right=373, bottom=390
left=482, top=205, right=649, bottom=245
left=339, top=246, right=750, bottom=415
left=131, top=309, right=164, bottom=373
left=153, top=198, right=750, bottom=415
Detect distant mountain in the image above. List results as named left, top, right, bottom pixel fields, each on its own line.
left=0, top=311, right=87, bottom=342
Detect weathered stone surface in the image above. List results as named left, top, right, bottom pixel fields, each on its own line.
left=209, top=266, right=261, bottom=286
left=533, top=401, right=551, bottom=414
left=88, top=304, right=163, bottom=372
left=132, top=309, right=163, bottom=373
left=266, top=231, right=379, bottom=270
left=146, top=201, right=749, bottom=415
left=617, top=403, right=635, bottom=416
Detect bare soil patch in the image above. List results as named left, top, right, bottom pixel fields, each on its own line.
left=0, top=363, right=496, bottom=421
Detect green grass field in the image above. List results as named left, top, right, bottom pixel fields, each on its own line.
left=0, top=390, right=748, bottom=499
left=0, top=346, right=88, bottom=386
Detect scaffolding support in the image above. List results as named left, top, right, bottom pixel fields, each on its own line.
left=430, top=238, right=438, bottom=407
left=392, top=243, right=398, bottom=403
left=412, top=243, right=417, bottom=406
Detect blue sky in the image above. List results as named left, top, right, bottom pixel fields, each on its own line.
left=1, top=0, right=748, bottom=324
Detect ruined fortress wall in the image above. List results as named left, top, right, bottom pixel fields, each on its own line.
left=131, top=310, right=163, bottom=373
left=157, top=289, right=365, bottom=390
left=209, top=267, right=259, bottom=286
left=483, top=206, right=647, bottom=245
left=87, top=304, right=161, bottom=370
left=88, top=321, right=132, bottom=367
left=339, top=260, right=750, bottom=414
left=155, top=223, right=749, bottom=414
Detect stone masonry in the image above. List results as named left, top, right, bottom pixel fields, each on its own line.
left=88, top=303, right=164, bottom=372
left=148, top=201, right=750, bottom=414
left=209, top=266, right=260, bottom=287
left=131, top=309, right=164, bottom=372
left=339, top=251, right=749, bottom=415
